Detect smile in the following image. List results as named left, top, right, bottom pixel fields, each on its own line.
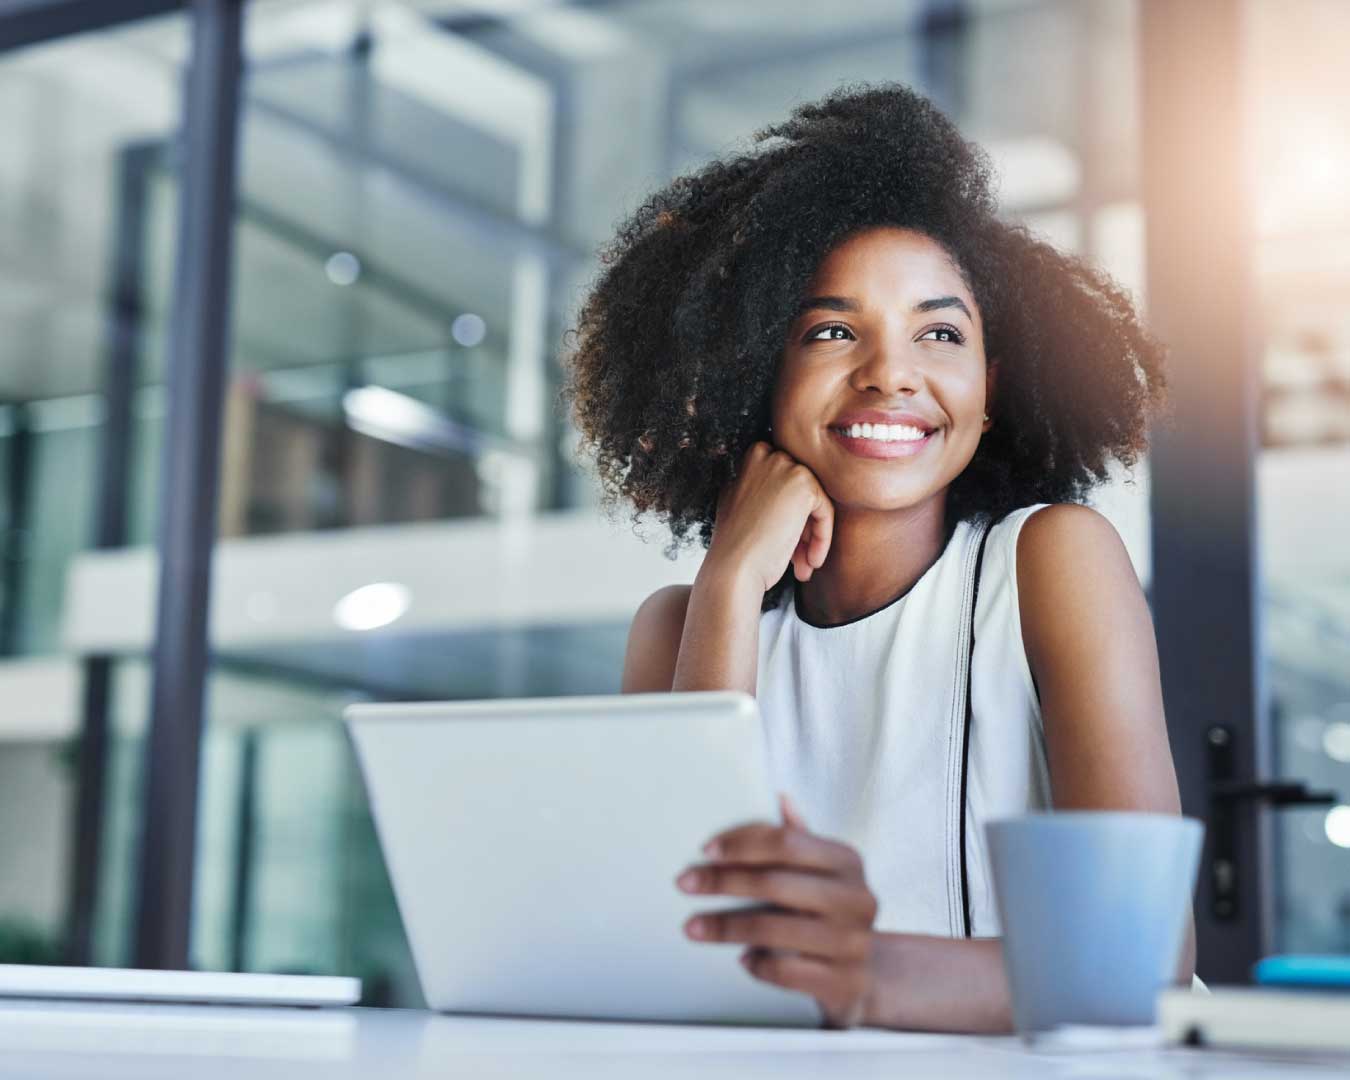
left=827, top=423, right=937, bottom=459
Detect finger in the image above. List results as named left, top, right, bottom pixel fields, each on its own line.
left=805, top=494, right=833, bottom=569
left=741, top=441, right=772, bottom=473
left=685, top=908, right=869, bottom=963
left=740, top=947, right=842, bottom=1001
left=677, top=864, right=874, bottom=920
left=704, top=823, right=862, bottom=876
left=791, top=541, right=812, bottom=582
left=742, top=949, right=866, bottom=1029
left=779, top=793, right=808, bottom=831
left=791, top=523, right=812, bottom=580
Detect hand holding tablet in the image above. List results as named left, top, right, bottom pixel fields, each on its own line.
left=678, top=794, right=878, bottom=1028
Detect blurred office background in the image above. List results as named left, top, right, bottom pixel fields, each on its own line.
left=0, top=0, right=1346, bottom=1005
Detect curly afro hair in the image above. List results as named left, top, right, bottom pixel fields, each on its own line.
left=564, top=82, right=1165, bottom=605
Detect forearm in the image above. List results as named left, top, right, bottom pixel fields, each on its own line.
left=671, top=562, right=763, bottom=694
left=862, top=917, right=1194, bottom=1033
left=863, top=933, right=1012, bottom=1033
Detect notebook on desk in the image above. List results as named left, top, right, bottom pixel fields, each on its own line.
left=1159, top=986, right=1350, bottom=1053
left=0, top=964, right=360, bottom=1007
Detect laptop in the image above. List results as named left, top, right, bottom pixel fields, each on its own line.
left=345, top=691, right=819, bottom=1026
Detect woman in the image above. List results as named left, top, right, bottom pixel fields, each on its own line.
left=564, top=83, right=1190, bottom=1031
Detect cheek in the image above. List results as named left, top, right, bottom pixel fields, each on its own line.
left=769, top=358, right=825, bottom=432
left=939, top=361, right=989, bottom=422
left=771, top=402, right=817, bottom=453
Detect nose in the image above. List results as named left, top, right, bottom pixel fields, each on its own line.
left=849, top=334, right=922, bottom=396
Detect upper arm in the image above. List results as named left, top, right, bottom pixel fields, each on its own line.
left=621, top=585, right=693, bottom=693
left=1016, top=504, right=1180, bottom=813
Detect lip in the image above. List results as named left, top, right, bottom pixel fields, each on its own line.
left=830, top=409, right=939, bottom=431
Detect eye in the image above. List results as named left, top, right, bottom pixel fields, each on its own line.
left=918, top=324, right=965, bottom=345
left=804, top=322, right=854, bottom=343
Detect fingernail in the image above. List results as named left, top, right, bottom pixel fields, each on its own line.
left=702, top=840, right=721, bottom=858
left=686, top=918, right=706, bottom=940
left=676, top=870, right=699, bottom=891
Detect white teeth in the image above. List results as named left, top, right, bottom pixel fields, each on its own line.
left=837, top=423, right=930, bottom=442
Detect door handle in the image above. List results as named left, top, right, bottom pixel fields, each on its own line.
left=1205, top=724, right=1338, bottom=921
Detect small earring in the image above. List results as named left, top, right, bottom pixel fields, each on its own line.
left=983, top=414, right=991, bottom=423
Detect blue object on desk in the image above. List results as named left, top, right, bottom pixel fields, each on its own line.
left=1254, top=955, right=1350, bottom=990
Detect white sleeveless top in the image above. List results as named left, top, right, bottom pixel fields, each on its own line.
left=755, top=504, right=1052, bottom=938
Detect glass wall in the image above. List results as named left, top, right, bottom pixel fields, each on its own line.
left=0, top=12, right=186, bottom=965
left=1248, top=0, right=1350, bottom=954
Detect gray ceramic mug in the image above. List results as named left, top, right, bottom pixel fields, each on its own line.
left=986, top=811, right=1203, bottom=1037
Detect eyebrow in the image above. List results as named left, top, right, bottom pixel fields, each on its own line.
left=796, top=295, right=861, bottom=315
left=795, top=294, right=974, bottom=320
left=913, top=295, right=973, bottom=320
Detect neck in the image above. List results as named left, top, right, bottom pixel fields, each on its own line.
left=796, top=493, right=949, bottom=626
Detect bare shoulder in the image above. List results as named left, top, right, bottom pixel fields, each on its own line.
left=1014, top=503, right=1147, bottom=679
left=1017, top=502, right=1127, bottom=558
left=621, top=585, right=694, bottom=693
left=1016, top=503, right=1137, bottom=598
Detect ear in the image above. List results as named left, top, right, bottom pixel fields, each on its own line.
left=983, top=359, right=999, bottom=432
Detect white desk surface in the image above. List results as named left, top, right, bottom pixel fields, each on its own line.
left=2, top=999, right=1348, bottom=1079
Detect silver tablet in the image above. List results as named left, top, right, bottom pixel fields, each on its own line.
left=346, top=691, right=818, bottom=1026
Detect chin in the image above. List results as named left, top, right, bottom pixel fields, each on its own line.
left=819, top=474, right=942, bottom=514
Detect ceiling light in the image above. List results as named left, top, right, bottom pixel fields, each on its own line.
left=333, top=582, right=410, bottom=632
left=1323, top=722, right=1350, bottom=763
left=1325, top=806, right=1350, bottom=849
left=325, top=251, right=362, bottom=286
left=451, top=312, right=487, bottom=347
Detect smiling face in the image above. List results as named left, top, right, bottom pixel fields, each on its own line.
left=769, top=226, right=994, bottom=514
